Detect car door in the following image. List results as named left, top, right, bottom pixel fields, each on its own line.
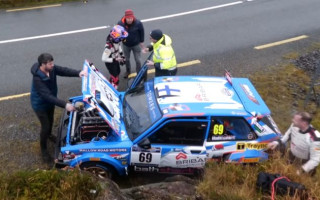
left=128, top=52, right=153, bottom=90
left=130, top=119, right=208, bottom=174
left=206, top=116, right=262, bottom=162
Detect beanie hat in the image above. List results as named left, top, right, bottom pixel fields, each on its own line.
left=150, top=29, right=163, bottom=41
left=125, top=9, right=134, bottom=18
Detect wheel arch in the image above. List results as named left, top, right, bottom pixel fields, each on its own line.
left=69, top=153, right=128, bottom=176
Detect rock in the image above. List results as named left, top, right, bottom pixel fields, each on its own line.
left=121, top=175, right=201, bottom=200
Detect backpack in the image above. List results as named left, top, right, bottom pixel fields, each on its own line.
left=256, top=172, right=307, bottom=199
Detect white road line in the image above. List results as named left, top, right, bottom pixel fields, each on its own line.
left=0, top=26, right=109, bottom=44
left=0, top=1, right=243, bottom=44
left=0, top=60, right=201, bottom=101
left=6, top=4, right=61, bottom=12
left=141, top=1, right=243, bottom=22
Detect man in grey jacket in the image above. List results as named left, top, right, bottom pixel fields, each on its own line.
left=267, top=111, right=320, bottom=176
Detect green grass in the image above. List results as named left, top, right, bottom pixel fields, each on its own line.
left=0, top=169, right=101, bottom=200
left=198, top=152, right=320, bottom=200
left=0, top=0, right=80, bottom=9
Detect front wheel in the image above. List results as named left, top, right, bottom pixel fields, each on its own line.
left=80, top=162, right=115, bottom=180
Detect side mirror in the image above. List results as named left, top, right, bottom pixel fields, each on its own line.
left=138, top=138, right=151, bottom=149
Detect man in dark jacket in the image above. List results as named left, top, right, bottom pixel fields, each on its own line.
left=118, top=9, right=145, bottom=78
left=31, top=53, right=86, bottom=162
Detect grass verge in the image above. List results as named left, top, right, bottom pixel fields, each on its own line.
left=0, top=0, right=80, bottom=9
left=0, top=169, right=101, bottom=200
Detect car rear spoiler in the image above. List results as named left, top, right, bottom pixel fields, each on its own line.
left=224, top=71, right=270, bottom=115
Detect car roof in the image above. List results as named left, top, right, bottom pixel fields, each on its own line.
left=153, top=76, right=269, bottom=118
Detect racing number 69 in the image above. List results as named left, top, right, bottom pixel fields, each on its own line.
left=139, top=152, right=152, bottom=163
left=213, top=124, right=224, bottom=135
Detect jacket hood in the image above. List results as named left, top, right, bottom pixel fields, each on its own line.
left=163, top=34, right=172, bottom=46
left=31, top=62, right=48, bottom=80
left=154, top=34, right=172, bottom=47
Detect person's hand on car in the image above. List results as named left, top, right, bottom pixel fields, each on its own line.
left=267, top=141, right=279, bottom=150
left=65, top=103, right=76, bottom=112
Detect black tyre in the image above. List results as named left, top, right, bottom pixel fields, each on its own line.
left=80, top=162, right=115, bottom=180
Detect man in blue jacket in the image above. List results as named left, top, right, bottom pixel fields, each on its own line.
left=118, top=9, right=145, bottom=78
left=31, top=53, right=86, bottom=162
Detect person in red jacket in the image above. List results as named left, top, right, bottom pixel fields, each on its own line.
left=118, top=9, right=145, bottom=78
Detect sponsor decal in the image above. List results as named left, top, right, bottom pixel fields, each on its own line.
left=176, top=153, right=187, bottom=160
left=161, top=77, right=175, bottom=82
left=253, top=122, right=265, bottom=133
left=110, top=153, right=129, bottom=160
left=162, top=109, right=169, bottom=114
left=212, top=144, right=224, bottom=151
left=121, top=130, right=128, bottom=140
left=231, top=111, right=247, bottom=116
left=89, top=72, right=96, bottom=95
left=172, top=148, right=183, bottom=152
left=267, top=115, right=281, bottom=133
left=236, top=143, right=267, bottom=150
left=157, top=85, right=181, bottom=97
left=146, top=89, right=159, bottom=122
left=243, top=158, right=259, bottom=163
left=132, top=146, right=161, bottom=153
left=134, top=166, right=159, bottom=172
left=90, top=158, right=101, bottom=161
left=211, top=135, right=236, bottom=140
left=195, top=83, right=209, bottom=102
left=222, top=88, right=232, bottom=96
left=79, top=148, right=127, bottom=152
left=205, top=103, right=243, bottom=110
left=240, top=84, right=259, bottom=105
left=176, top=157, right=206, bottom=166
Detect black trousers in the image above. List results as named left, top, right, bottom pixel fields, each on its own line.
left=155, top=67, right=177, bottom=77
left=105, top=62, right=120, bottom=85
left=105, top=62, right=120, bottom=77
left=34, top=107, right=54, bottom=153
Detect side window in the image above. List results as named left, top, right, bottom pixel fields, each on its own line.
left=208, top=117, right=256, bottom=141
left=148, top=121, right=207, bottom=146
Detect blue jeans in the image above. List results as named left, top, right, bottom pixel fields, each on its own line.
left=122, top=44, right=142, bottom=74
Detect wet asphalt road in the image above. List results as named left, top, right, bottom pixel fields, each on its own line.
left=0, top=0, right=320, bottom=177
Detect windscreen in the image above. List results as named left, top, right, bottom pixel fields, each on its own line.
left=123, top=80, right=162, bottom=141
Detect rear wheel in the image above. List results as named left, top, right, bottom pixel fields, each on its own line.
left=80, top=162, right=115, bottom=180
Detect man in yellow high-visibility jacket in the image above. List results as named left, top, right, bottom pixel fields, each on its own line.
left=144, top=29, right=177, bottom=77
